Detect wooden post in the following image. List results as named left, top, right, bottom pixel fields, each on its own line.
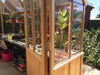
left=1, top=12, right=4, bottom=33
left=49, top=0, right=55, bottom=75
left=68, top=0, right=73, bottom=58
left=79, top=5, right=85, bottom=52
left=23, top=0, right=29, bottom=47
left=80, top=55, right=83, bottom=75
left=41, top=0, right=47, bottom=75
left=0, top=2, right=4, bottom=33
left=79, top=11, right=83, bottom=52
left=45, top=1, right=48, bottom=75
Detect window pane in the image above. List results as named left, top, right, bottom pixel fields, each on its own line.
left=71, top=3, right=83, bottom=56
left=34, top=0, right=42, bottom=55
left=74, top=0, right=83, bottom=5
left=54, top=0, right=70, bottom=64
left=26, top=0, right=33, bottom=49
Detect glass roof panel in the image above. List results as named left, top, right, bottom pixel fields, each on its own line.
left=74, top=0, right=83, bottom=5
left=2, top=5, right=10, bottom=13
left=55, top=0, right=70, bottom=4
left=4, top=1, right=16, bottom=12
left=1, top=0, right=24, bottom=13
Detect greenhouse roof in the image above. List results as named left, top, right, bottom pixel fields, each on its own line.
left=0, top=0, right=24, bottom=15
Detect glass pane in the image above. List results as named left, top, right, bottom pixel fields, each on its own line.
left=74, top=0, right=83, bottom=4
left=34, top=0, right=42, bottom=55
left=54, top=0, right=70, bottom=64
left=26, top=0, right=33, bottom=49
left=71, top=3, right=83, bottom=56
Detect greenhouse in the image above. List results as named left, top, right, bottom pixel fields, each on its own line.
left=0, top=0, right=89, bottom=75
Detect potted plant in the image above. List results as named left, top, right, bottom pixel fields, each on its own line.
left=18, top=16, right=24, bottom=23
left=19, top=30, right=25, bottom=38
left=9, top=13, right=16, bottom=22
left=56, top=10, right=69, bottom=49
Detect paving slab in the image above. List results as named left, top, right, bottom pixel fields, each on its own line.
left=0, top=59, right=26, bottom=75
left=82, top=64, right=100, bottom=75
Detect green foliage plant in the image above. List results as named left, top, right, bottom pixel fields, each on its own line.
left=56, top=10, right=68, bottom=48
left=83, top=28, right=100, bottom=68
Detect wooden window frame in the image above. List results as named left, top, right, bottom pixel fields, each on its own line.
left=49, top=0, right=85, bottom=72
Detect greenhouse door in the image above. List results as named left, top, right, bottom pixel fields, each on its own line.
left=24, top=0, right=48, bottom=75
left=49, top=0, right=84, bottom=75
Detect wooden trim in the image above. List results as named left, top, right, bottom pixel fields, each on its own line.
left=6, top=0, right=19, bottom=12
left=13, top=11, right=24, bottom=15
left=79, top=11, right=83, bottom=52
left=79, top=5, right=85, bottom=52
left=68, top=1, right=73, bottom=58
left=23, top=1, right=29, bottom=75
left=0, top=0, right=12, bottom=13
left=23, top=0, right=29, bottom=47
left=82, top=0, right=87, bottom=5
left=45, top=1, right=48, bottom=75
left=41, top=0, right=47, bottom=75
left=56, top=2, right=70, bottom=7
left=27, top=48, right=42, bottom=61
left=49, top=0, right=55, bottom=75
left=18, top=11, right=24, bottom=14
left=80, top=55, right=83, bottom=75
left=54, top=52, right=84, bottom=70
left=82, top=6, right=85, bottom=50
left=0, top=2, right=4, bottom=33
left=18, top=0, right=23, bottom=7
left=2, top=12, right=10, bottom=15
left=30, top=0, right=35, bottom=51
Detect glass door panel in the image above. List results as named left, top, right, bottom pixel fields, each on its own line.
left=54, top=0, right=70, bottom=64
left=71, top=2, right=83, bottom=56
left=33, top=0, right=42, bottom=55
left=26, top=0, right=33, bottom=49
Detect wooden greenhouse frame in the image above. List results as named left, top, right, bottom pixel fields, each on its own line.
left=0, top=0, right=87, bottom=75
left=23, top=0, right=87, bottom=75
left=0, top=0, right=24, bottom=33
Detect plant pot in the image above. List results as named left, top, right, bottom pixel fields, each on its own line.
left=11, top=19, right=16, bottom=22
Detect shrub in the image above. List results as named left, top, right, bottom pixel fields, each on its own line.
left=83, top=28, right=100, bottom=68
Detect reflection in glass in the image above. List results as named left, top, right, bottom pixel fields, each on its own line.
left=71, top=3, right=83, bottom=55
left=54, top=0, right=69, bottom=64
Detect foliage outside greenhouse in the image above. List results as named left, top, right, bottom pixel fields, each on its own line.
left=83, top=28, right=100, bottom=69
